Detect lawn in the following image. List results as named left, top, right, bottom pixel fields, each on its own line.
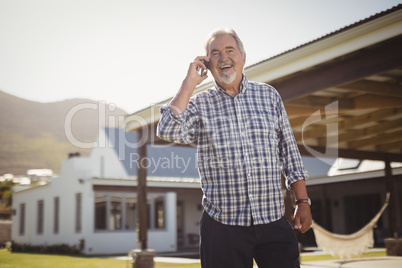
left=0, top=249, right=386, bottom=268
left=0, top=250, right=200, bottom=268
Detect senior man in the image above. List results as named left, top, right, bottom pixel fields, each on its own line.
left=157, top=28, right=312, bottom=268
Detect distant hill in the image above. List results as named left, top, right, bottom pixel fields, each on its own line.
left=0, top=90, right=127, bottom=175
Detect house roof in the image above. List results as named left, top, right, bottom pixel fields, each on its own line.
left=248, top=4, right=402, bottom=68
left=125, top=5, right=402, bottom=162
left=89, top=176, right=201, bottom=189
left=104, top=127, right=333, bottom=180
left=105, top=128, right=199, bottom=178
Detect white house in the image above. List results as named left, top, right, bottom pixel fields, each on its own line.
left=12, top=128, right=203, bottom=255
left=10, top=126, right=328, bottom=256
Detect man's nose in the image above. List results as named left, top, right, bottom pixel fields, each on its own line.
left=219, top=53, right=229, bottom=62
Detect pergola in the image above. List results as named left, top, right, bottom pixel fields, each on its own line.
left=126, top=5, right=402, bottom=251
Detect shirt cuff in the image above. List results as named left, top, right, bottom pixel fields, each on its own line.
left=286, top=172, right=309, bottom=190
left=160, top=103, right=187, bottom=123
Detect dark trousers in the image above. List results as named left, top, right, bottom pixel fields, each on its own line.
left=200, top=211, right=300, bottom=268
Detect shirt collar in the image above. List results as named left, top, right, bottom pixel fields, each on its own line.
left=213, top=74, right=249, bottom=96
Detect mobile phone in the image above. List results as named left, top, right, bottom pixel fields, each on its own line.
left=201, top=60, right=208, bottom=76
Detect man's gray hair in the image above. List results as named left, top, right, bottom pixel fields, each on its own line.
left=204, top=28, right=245, bottom=56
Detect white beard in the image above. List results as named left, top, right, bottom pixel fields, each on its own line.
left=217, top=71, right=236, bottom=84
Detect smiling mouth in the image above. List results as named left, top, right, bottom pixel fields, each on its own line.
left=220, top=65, right=232, bottom=70
left=218, top=62, right=234, bottom=70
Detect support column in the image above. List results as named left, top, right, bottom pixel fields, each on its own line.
left=384, top=154, right=401, bottom=256
left=166, top=192, right=177, bottom=251
left=137, top=128, right=148, bottom=250
left=385, top=155, right=397, bottom=238
left=130, top=128, right=156, bottom=267
left=130, top=249, right=156, bottom=268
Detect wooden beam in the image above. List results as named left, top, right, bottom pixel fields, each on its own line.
left=353, top=95, right=402, bottom=109
left=298, top=145, right=402, bottom=162
left=286, top=96, right=354, bottom=110
left=284, top=106, right=320, bottom=117
left=289, top=110, right=348, bottom=128
left=348, top=130, right=402, bottom=150
left=321, top=108, right=402, bottom=146
left=296, top=109, right=402, bottom=143
left=289, top=116, right=311, bottom=128
left=376, top=140, right=402, bottom=153
left=286, top=94, right=402, bottom=111
left=338, top=80, right=402, bottom=98
left=343, top=108, right=402, bottom=130
left=336, top=118, right=402, bottom=144
left=271, top=35, right=402, bottom=102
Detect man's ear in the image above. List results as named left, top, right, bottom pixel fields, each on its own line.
left=243, top=53, right=246, bottom=64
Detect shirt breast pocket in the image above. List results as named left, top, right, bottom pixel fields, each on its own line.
left=244, top=111, right=279, bottom=146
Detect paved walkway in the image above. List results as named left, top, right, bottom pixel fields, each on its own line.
left=118, top=255, right=402, bottom=267
left=154, top=256, right=200, bottom=264
left=117, top=250, right=402, bottom=267
left=300, top=256, right=402, bottom=268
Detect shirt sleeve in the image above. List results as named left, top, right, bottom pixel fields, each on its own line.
left=156, top=100, right=200, bottom=145
left=276, top=95, right=309, bottom=190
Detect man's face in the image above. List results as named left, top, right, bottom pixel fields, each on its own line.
left=207, top=34, right=246, bottom=86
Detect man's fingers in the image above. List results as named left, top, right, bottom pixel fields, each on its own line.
left=194, top=57, right=209, bottom=70
left=295, top=219, right=312, bottom=233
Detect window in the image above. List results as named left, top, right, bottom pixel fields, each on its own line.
left=19, top=203, right=25, bottom=236
left=54, top=197, right=59, bottom=234
left=110, top=195, right=122, bottom=230
left=154, top=196, right=165, bottom=229
left=75, top=193, right=82, bottom=233
left=93, top=192, right=166, bottom=231
left=125, top=196, right=137, bottom=230
left=37, top=200, right=44, bottom=234
left=95, top=193, right=107, bottom=230
left=146, top=195, right=166, bottom=230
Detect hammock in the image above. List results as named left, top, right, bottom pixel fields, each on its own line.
left=311, top=193, right=390, bottom=260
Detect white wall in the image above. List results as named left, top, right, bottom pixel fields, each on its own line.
left=89, top=146, right=128, bottom=179
left=84, top=232, right=138, bottom=255
left=178, top=191, right=203, bottom=247
left=12, top=157, right=92, bottom=248
left=11, top=136, right=201, bottom=255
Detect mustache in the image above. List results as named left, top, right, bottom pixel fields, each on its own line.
left=217, top=61, right=235, bottom=69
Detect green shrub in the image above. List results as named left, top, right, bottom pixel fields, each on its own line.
left=11, top=241, right=83, bottom=255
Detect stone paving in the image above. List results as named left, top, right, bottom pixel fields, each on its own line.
left=117, top=249, right=402, bottom=267
left=300, top=256, right=402, bottom=268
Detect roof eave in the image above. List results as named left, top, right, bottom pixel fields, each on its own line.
left=125, top=6, right=402, bottom=131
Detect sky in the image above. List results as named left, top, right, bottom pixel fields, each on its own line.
left=0, top=0, right=401, bottom=114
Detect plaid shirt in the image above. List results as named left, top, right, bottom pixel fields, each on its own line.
left=157, top=75, right=308, bottom=226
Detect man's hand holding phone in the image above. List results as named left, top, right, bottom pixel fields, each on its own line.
left=169, top=56, right=210, bottom=115
left=200, top=59, right=209, bottom=76
left=187, top=56, right=210, bottom=87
